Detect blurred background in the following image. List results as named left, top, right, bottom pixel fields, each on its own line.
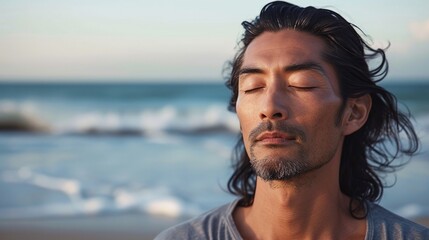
left=0, top=1, right=428, bottom=239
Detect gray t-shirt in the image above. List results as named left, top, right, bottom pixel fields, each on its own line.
left=155, top=199, right=429, bottom=239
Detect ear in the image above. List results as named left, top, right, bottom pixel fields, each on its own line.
left=342, top=94, right=372, bottom=136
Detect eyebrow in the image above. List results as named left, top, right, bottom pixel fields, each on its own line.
left=238, top=61, right=327, bottom=77
left=284, top=62, right=326, bottom=74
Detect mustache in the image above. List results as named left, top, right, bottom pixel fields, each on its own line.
left=248, top=121, right=306, bottom=143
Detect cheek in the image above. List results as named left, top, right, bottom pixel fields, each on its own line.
left=236, top=101, right=254, bottom=150
left=296, top=98, right=342, bottom=134
left=236, top=98, right=253, bottom=130
left=312, top=105, right=344, bottom=145
left=237, top=111, right=251, bottom=141
left=237, top=118, right=252, bottom=155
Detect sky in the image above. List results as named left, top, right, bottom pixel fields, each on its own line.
left=0, top=0, right=428, bottom=82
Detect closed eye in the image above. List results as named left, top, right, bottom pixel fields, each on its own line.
left=290, top=86, right=316, bottom=91
left=243, top=87, right=264, bottom=94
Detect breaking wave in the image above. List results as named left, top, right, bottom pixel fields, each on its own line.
left=0, top=101, right=240, bottom=136
left=0, top=101, right=49, bottom=132
left=0, top=168, right=204, bottom=219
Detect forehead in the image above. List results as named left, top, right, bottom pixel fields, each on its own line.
left=241, top=29, right=340, bottom=93
left=243, top=29, right=328, bottom=66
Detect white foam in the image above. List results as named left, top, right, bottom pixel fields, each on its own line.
left=80, top=198, right=107, bottom=214
left=114, top=189, right=138, bottom=209
left=144, top=198, right=183, bottom=218
left=113, top=187, right=202, bottom=218
left=0, top=198, right=110, bottom=219
left=19, top=168, right=80, bottom=196
left=1, top=169, right=204, bottom=219
left=54, top=104, right=239, bottom=136
left=0, top=99, right=240, bottom=136
left=394, top=203, right=429, bottom=218
left=2, top=168, right=82, bottom=203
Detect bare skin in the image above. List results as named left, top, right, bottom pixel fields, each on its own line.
left=233, top=30, right=371, bottom=240
left=233, top=159, right=367, bottom=240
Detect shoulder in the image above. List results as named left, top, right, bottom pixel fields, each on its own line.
left=154, top=200, right=241, bottom=240
left=367, top=202, right=429, bottom=239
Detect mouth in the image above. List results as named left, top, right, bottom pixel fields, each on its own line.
left=255, top=131, right=296, bottom=145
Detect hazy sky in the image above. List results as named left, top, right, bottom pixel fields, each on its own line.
left=1, top=0, right=428, bottom=82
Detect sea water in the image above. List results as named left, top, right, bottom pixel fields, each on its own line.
left=0, top=81, right=428, bottom=220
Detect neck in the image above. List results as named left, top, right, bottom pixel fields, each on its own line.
left=233, top=153, right=366, bottom=240
left=251, top=179, right=350, bottom=239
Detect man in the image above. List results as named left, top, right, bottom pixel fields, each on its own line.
left=156, top=1, right=429, bottom=239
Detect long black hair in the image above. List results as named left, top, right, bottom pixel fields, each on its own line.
left=225, top=1, right=419, bottom=218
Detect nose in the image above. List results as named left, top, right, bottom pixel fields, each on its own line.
left=259, top=86, right=288, bottom=121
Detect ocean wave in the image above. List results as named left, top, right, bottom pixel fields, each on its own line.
left=2, top=100, right=429, bottom=140
left=0, top=101, right=49, bottom=132
left=59, top=105, right=240, bottom=136
left=0, top=101, right=240, bottom=136
left=0, top=168, right=203, bottom=219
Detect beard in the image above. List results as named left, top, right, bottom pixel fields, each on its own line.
left=248, top=121, right=334, bottom=181
left=249, top=149, right=331, bottom=181
left=250, top=147, right=308, bottom=181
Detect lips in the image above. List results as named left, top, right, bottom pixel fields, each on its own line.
left=256, top=131, right=296, bottom=144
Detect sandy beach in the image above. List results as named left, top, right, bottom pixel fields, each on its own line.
left=0, top=213, right=187, bottom=240
left=1, top=213, right=428, bottom=240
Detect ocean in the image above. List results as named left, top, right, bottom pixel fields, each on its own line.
left=0, top=81, right=428, bottom=222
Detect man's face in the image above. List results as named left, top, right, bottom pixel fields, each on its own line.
left=236, top=29, right=346, bottom=181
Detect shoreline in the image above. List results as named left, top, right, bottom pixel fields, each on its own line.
left=415, top=217, right=429, bottom=228
left=0, top=213, right=428, bottom=240
left=0, top=213, right=188, bottom=240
